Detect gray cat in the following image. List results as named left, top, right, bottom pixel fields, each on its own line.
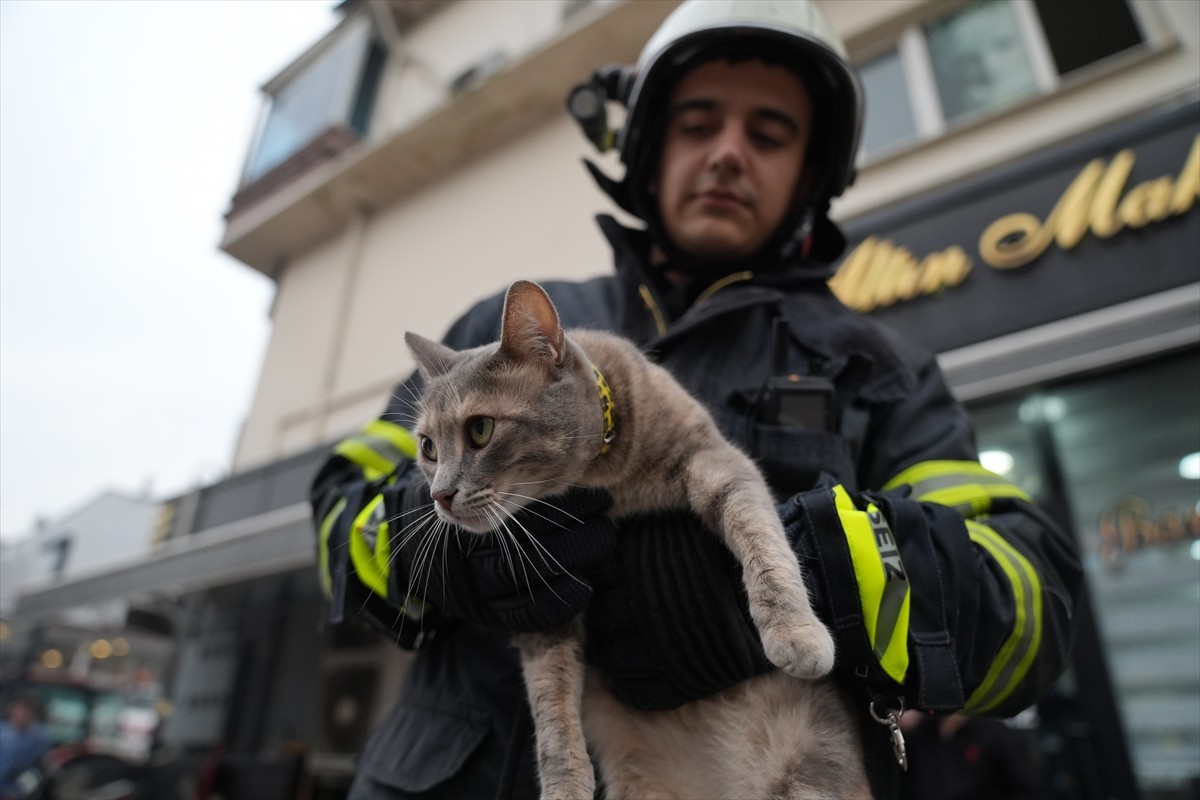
left=403, top=280, right=870, bottom=799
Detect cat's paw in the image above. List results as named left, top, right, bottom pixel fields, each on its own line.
left=760, top=618, right=836, bottom=680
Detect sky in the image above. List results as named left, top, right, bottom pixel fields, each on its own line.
left=0, top=0, right=340, bottom=539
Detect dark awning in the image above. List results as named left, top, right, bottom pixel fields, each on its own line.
left=14, top=503, right=314, bottom=622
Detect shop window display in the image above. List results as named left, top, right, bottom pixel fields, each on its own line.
left=968, top=349, right=1200, bottom=798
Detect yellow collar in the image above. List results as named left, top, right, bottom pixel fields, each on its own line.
left=592, top=364, right=616, bottom=455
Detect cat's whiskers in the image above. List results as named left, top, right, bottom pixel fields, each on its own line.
left=493, top=496, right=588, bottom=590
left=482, top=504, right=524, bottom=592
left=482, top=504, right=537, bottom=600
left=419, top=519, right=454, bottom=615
left=393, top=510, right=445, bottom=617
left=488, top=500, right=580, bottom=603
left=351, top=504, right=437, bottom=618
left=384, top=385, right=425, bottom=429
left=495, top=491, right=585, bottom=528
left=382, top=503, right=441, bottom=530
left=355, top=507, right=442, bottom=639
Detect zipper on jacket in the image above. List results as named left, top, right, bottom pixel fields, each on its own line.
left=694, top=270, right=754, bottom=305
left=638, top=283, right=667, bottom=337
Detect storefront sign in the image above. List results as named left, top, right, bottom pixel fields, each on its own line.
left=1097, top=494, right=1200, bottom=571
left=980, top=134, right=1199, bottom=269
left=835, top=101, right=1200, bottom=353
left=830, top=239, right=972, bottom=313
left=833, top=133, right=1198, bottom=315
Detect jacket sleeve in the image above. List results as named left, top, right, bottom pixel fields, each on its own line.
left=309, top=297, right=505, bottom=648
left=797, top=349, right=1083, bottom=717
left=310, top=392, right=434, bottom=647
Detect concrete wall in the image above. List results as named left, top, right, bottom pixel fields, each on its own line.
left=0, top=492, right=159, bottom=608
left=228, top=0, right=1200, bottom=471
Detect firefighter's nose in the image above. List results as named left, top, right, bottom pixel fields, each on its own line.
left=709, top=129, right=747, bottom=175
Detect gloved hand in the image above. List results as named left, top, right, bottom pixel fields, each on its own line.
left=583, top=509, right=775, bottom=710
left=583, top=478, right=921, bottom=712
left=584, top=503, right=836, bottom=711
left=388, top=477, right=617, bottom=632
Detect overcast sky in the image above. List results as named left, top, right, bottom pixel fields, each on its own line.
left=0, top=1, right=339, bottom=539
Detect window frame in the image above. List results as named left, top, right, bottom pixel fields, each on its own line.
left=855, top=0, right=1163, bottom=168
left=238, top=10, right=386, bottom=188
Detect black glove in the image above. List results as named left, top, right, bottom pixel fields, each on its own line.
left=583, top=510, right=772, bottom=710
left=584, top=503, right=837, bottom=711
left=388, top=476, right=617, bottom=632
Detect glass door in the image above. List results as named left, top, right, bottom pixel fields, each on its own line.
left=968, top=349, right=1200, bottom=799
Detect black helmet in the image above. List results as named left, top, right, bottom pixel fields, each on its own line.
left=569, top=0, right=864, bottom=273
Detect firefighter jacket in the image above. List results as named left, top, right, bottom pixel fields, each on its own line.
left=310, top=215, right=1083, bottom=799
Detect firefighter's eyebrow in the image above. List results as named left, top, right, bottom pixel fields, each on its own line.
left=668, top=98, right=800, bottom=135
left=669, top=98, right=719, bottom=118
left=753, top=108, right=800, bottom=135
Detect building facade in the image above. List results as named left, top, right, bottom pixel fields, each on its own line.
left=12, top=1, right=1198, bottom=797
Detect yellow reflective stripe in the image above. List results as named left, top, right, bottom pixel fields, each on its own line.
left=364, top=419, right=418, bottom=460
left=964, top=520, right=1043, bottom=714
left=317, top=497, right=347, bottom=599
left=374, top=497, right=393, bottom=585
left=884, top=460, right=1031, bottom=515
left=348, top=495, right=390, bottom=599
left=335, top=439, right=394, bottom=481
left=335, top=421, right=418, bottom=481
left=833, top=485, right=911, bottom=684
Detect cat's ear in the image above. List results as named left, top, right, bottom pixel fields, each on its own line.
left=499, top=280, right=566, bottom=367
left=405, top=332, right=463, bottom=379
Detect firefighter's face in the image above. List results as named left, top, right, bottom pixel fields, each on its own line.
left=654, top=59, right=812, bottom=261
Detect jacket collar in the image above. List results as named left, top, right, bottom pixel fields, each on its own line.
left=596, top=215, right=916, bottom=404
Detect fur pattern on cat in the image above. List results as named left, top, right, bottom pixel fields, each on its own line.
left=405, top=280, right=870, bottom=800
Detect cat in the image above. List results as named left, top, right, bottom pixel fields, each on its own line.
left=402, top=280, right=870, bottom=799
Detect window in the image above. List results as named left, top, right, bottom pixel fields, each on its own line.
left=1033, top=0, right=1145, bottom=76
left=243, top=14, right=386, bottom=184
left=924, top=0, right=1040, bottom=124
left=968, top=350, right=1200, bottom=797
left=858, top=0, right=1146, bottom=162
left=858, top=50, right=918, bottom=160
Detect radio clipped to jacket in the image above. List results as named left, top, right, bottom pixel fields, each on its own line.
left=758, top=318, right=836, bottom=431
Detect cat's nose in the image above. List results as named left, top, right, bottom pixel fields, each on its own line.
left=432, top=488, right=456, bottom=510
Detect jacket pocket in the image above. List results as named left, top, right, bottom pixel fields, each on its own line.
left=357, top=698, right=491, bottom=793
left=749, top=422, right=858, bottom=497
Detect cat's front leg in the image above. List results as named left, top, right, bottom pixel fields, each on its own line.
left=687, top=454, right=835, bottom=680
left=739, top=525, right=835, bottom=680
left=516, top=619, right=595, bottom=800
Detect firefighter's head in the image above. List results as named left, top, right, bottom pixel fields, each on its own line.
left=570, top=0, right=863, bottom=274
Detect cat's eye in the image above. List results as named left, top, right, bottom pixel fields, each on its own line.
left=418, top=435, right=438, bottom=462
left=467, top=416, right=494, bottom=448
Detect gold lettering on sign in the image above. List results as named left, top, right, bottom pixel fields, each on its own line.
left=980, top=133, right=1200, bottom=269
left=829, top=236, right=972, bottom=313
left=1097, top=495, right=1199, bottom=572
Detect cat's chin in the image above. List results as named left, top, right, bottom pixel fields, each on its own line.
left=436, top=507, right=494, bottom=534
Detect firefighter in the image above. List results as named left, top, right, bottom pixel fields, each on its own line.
left=311, top=1, right=1083, bottom=797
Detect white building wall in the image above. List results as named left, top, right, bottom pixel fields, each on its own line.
left=228, top=0, right=1200, bottom=471
left=0, top=492, right=158, bottom=617
left=830, top=0, right=1200, bottom=219
left=0, top=538, right=41, bottom=617
left=55, top=493, right=160, bottom=580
